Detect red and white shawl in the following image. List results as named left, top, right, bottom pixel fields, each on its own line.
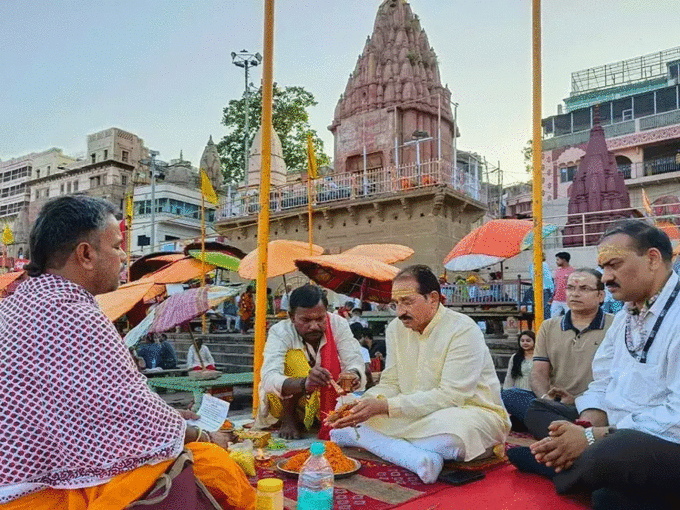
left=0, top=274, right=186, bottom=503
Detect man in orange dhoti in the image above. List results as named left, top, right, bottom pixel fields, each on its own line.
left=0, top=196, right=255, bottom=509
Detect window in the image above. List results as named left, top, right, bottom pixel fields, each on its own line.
left=121, top=175, right=127, bottom=186
left=91, top=153, right=96, bottom=164
left=36, top=169, right=40, bottom=179
left=101, top=175, right=106, bottom=185
left=657, top=86, right=678, bottom=113
left=90, top=176, right=101, bottom=187
left=60, top=183, right=64, bottom=194
left=67, top=182, right=71, bottom=193
left=560, top=166, right=577, bottom=183
left=73, top=180, right=78, bottom=192
left=137, top=235, right=150, bottom=247
left=122, top=151, right=129, bottom=163
left=45, top=188, right=49, bottom=198
left=103, top=149, right=108, bottom=160
left=47, top=166, right=51, bottom=176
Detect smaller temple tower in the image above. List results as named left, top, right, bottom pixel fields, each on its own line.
left=245, top=125, right=287, bottom=189
left=199, top=136, right=223, bottom=190
left=563, top=113, right=632, bottom=246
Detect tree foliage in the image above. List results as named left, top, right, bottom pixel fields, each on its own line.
left=217, top=84, right=331, bottom=184
left=523, top=139, right=533, bottom=173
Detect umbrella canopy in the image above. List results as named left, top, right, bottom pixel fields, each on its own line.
left=341, top=244, right=414, bottom=264
left=443, top=219, right=534, bottom=271
left=519, top=224, right=560, bottom=251
left=239, top=240, right=324, bottom=279
left=96, top=280, right=156, bottom=321
left=0, top=271, right=25, bottom=293
left=295, top=254, right=399, bottom=304
left=146, top=257, right=217, bottom=284
left=124, top=285, right=241, bottom=347
left=183, top=240, right=247, bottom=260
left=129, top=252, right=184, bottom=281
left=188, top=250, right=240, bottom=271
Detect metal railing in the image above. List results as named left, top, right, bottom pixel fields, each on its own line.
left=442, top=279, right=531, bottom=308
left=217, top=159, right=484, bottom=220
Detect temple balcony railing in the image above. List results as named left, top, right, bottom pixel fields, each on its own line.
left=216, top=159, right=485, bottom=220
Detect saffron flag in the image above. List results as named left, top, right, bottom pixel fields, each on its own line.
left=2, top=225, right=13, bottom=246
left=307, top=133, right=318, bottom=179
left=641, top=188, right=653, bottom=216
left=200, top=168, right=219, bottom=206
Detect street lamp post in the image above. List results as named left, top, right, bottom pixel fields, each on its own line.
left=231, top=50, right=262, bottom=188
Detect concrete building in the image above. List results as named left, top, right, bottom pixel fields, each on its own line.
left=541, top=46, right=680, bottom=217
left=0, top=148, right=78, bottom=265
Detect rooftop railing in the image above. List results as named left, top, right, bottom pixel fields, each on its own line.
left=216, top=159, right=484, bottom=220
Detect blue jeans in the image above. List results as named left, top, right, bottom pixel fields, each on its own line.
left=501, top=388, right=536, bottom=422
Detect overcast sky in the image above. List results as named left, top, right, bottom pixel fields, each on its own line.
left=1, top=0, right=678, bottom=184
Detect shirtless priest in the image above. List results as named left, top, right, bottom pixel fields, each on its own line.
left=329, top=265, right=510, bottom=483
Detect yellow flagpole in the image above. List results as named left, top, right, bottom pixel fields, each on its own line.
left=532, top=0, right=544, bottom=330
left=253, top=0, right=275, bottom=416
left=201, top=192, right=207, bottom=334
left=307, top=175, right=314, bottom=254
left=126, top=194, right=132, bottom=283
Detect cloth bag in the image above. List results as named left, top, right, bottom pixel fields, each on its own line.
left=125, top=449, right=222, bottom=510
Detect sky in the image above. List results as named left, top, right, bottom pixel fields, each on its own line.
left=1, top=0, right=679, bottom=185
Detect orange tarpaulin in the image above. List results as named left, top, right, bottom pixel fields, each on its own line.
left=342, top=244, right=414, bottom=264
left=0, top=271, right=25, bottom=293
left=95, top=280, right=155, bottom=321
left=146, top=253, right=186, bottom=263
left=238, top=240, right=324, bottom=279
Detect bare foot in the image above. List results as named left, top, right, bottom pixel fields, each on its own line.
left=279, top=417, right=303, bottom=440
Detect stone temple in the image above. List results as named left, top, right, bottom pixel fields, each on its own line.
left=329, top=0, right=456, bottom=173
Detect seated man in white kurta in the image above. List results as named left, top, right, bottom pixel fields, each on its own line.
left=329, top=265, right=510, bottom=483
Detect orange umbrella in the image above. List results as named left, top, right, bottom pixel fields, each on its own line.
left=0, top=271, right=25, bottom=295
left=341, top=244, right=414, bottom=264
left=95, top=280, right=156, bottom=321
left=146, top=257, right=216, bottom=285
left=295, top=254, right=399, bottom=303
left=444, top=219, right=534, bottom=271
left=238, top=240, right=324, bottom=279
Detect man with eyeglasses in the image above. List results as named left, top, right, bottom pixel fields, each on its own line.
left=523, top=268, right=614, bottom=438
left=328, top=265, right=509, bottom=484
left=509, top=220, right=680, bottom=509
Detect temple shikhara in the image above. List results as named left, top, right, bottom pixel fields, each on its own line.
left=330, top=0, right=455, bottom=172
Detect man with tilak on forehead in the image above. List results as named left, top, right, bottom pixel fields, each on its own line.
left=509, top=219, right=680, bottom=510
left=328, top=265, right=509, bottom=484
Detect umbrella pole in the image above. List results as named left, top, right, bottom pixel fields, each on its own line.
left=188, top=328, right=205, bottom=368
left=253, top=0, right=275, bottom=419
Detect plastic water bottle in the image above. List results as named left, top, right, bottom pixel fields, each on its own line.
left=297, top=442, right=334, bottom=510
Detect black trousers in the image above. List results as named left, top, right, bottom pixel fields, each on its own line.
left=525, top=398, right=579, bottom=439
left=526, top=399, right=680, bottom=509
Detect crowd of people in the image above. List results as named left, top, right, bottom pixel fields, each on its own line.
left=2, top=193, right=680, bottom=510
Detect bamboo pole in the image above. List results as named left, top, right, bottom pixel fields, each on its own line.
left=307, top=174, right=314, bottom=254
left=532, top=0, right=544, bottom=330
left=252, top=0, right=275, bottom=416
left=201, top=192, right=207, bottom=334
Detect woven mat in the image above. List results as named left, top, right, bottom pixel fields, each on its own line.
left=250, top=447, right=455, bottom=510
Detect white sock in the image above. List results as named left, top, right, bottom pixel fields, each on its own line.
left=330, top=425, right=444, bottom=484
left=409, top=434, right=465, bottom=461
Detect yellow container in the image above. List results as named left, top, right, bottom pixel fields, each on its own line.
left=256, top=478, right=284, bottom=510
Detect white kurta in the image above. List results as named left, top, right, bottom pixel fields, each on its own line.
left=186, top=345, right=216, bottom=369
left=256, top=313, right=366, bottom=427
left=363, top=306, right=510, bottom=461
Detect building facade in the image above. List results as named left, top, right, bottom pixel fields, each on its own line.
left=541, top=46, right=680, bottom=216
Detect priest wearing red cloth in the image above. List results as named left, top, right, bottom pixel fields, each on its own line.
left=256, top=284, right=366, bottom=439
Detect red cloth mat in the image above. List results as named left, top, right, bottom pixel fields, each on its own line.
left=391, top=464, right=590, bottom=510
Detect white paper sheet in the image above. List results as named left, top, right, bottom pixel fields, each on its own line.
left=186, top=394, right=230, bottom=432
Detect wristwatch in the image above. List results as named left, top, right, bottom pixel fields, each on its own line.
left=584, top=427, right=595, bottom=446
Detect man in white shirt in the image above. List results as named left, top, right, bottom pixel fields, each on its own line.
left=509, top=220, right=680, bottom=510
left=329, top=265, right=509, bottom=484
left=256, top=284, right=366, bottom=439
left=348, top=308, right=369, bottom=328
left=279, top=285, right=292, bottom=313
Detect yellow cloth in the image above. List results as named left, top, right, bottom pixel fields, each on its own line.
left=267, top=349, right=320, bottom=430
left=1, top=442, right=256, bottom=510
left=364, top=306, right=510, bottom=462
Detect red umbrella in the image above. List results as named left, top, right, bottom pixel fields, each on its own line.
left=295, top=254, right=399, bottom=304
